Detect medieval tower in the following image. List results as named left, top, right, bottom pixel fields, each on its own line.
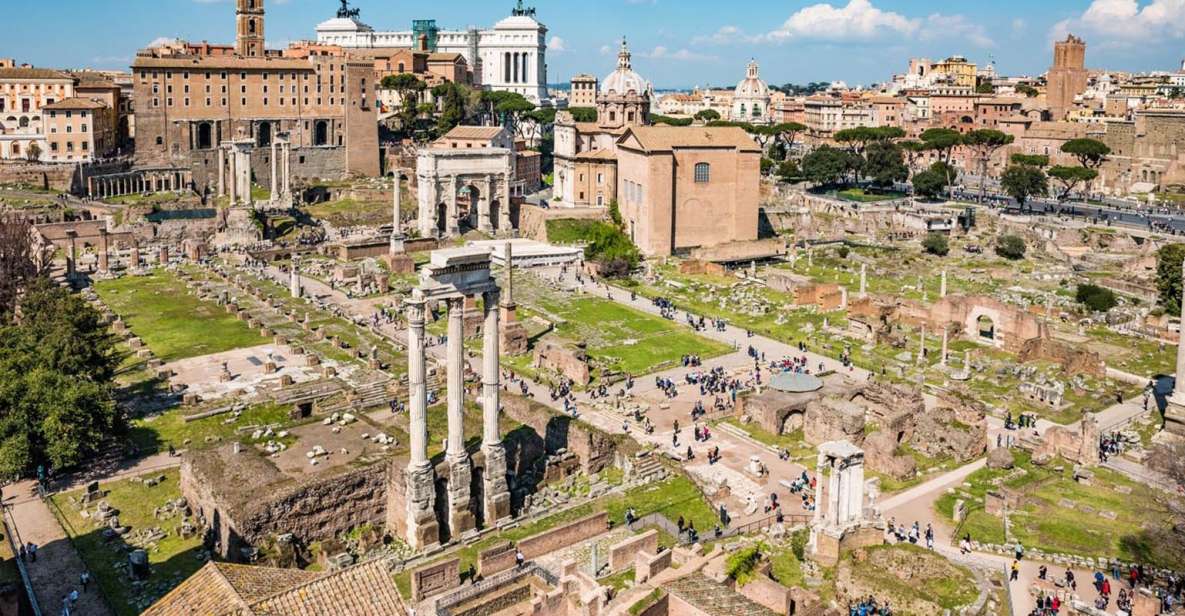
left=236, top=0, right=265, bottom=57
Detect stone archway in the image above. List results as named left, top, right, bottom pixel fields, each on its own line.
left=416, top=148, right=514, bottom=238
left=964, top=305, right=1004, bottom=346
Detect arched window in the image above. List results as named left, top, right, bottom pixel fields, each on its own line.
left=694, top=162, right=710, bottom=183
left=314, top=120, right=329, bottom=146
left=197, top=122, right=213, bottom=149
left=11, top=143, right=19, bottom=156
left=155, top=136, right=163, bottom=145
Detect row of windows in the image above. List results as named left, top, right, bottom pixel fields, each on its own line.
left=49, top=141, right=87, bottom=152
left=152, top=96, right=335, bottom=108
left=624, top=179, right=644, bottom=204
left=49, top=123, right=87, bottom=133
left=138, top=66, right=342, bottom=82
left=0, top=83, right=67, bottom=91
left=0, top=99, right=45, bottom=113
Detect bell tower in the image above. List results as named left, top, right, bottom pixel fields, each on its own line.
left=236, top=0, right=265, bottom=58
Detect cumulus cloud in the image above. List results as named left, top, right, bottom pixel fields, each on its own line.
left=548, top=36, right=567, bottom=52
left=694, top=1, right=989, bottom=47
left=1051, top=0, right=1185, bottom=47
left=764, top=0, right=918, bottom=43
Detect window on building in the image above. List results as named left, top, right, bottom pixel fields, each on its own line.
left=155, top=136, right=163, bottom=145
left=66, top=125, right=72, bottom=133
left=82, top=142, right=88, bottom=151
left=694, top=162, right=710, bottom=183
left=50, top=142, right=58, bottom=152
left=81, top=124, right=87, bottom=133
left=67, top=142, right=74, bottom=152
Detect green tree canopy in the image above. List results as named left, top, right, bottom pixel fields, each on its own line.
left=912, top=169, right=948, bottom=199
left=801, top=145, right=856, bottom=187
left=568, top=107, right=597, bottom=123
left=776, top=159, right=801, bottom=183
left=1156, top=244, right=1185, bottom=315
left=922, top=232, right=950, bottom=256
left=1000, top=164, right=1049, bottom=207
left=1076, top=283, right=1118, bottom=313
left=864, top=141, right=908, bottom=188
left=693, top=109, right=721, bottom=122
left=976, top=82, right=995, bottom=94
left=995, top=234, right=1027, bottom=260
left=1061, top=138, right=1111, bottom=169
left=0, top=279, right=123, bottom=478
left=1010, top=153, right=1049, bottom=168
left=1048, top=165, right=1099, bottom=200
left=1016, top=84, right=1039, bottom=97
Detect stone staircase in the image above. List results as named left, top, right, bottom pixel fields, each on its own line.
left=630, top=454, right=669, bottom=483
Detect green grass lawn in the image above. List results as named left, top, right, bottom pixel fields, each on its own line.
left=516, top=273, right=732, bottom=380
left=935, top=450, right=1175, bottom=563
left=95, top=271, right=266, bottom=362
left=393, top=473, right=716, bottom=599
left=303, top=186, right=408, bottom=228
left=128, top=402, right=295, bottom=454
left=847, top=544, right=978, bottom=613
left=545, top=218, right=611, bottom=245
left=48, top=469, right=204, bottom=616
left=832, top=188, right=907, bottom=203
left=719, top=418, right=815, bottom=461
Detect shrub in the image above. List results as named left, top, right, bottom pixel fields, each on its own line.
left=725, top=544, right=763, bottom=586
left=1076, top=283, right=1118, bottom=313
left=922, top=233, right=949, bottom=256
left=995, top=235, right=1026, bottom=260
left=790, top=528, right=809, bottom=561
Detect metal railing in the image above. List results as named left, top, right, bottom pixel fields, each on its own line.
left=1, top=502, right=42, bottom=616
left=434, top=562, right=553, bottom=616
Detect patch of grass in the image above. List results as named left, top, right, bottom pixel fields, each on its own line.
left=834, top=188, right=906, bottom=203
left=545, top=218, right=609, bottom=245
left=628, top=589, right=665, bottom=616
left=768, top=544, right=804, bottom=588
left=721, top=418, right=815, bottom=460
left=48, top=469, right=204, bottom=616
left=599, top=568, right=635, bottom=592
left=95, top=271, right=266, bottom=362
left=128, top=402, right=294, bottom=454
left=850, top=544, right=978, bottom=612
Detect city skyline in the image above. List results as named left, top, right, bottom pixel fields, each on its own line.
left=5, top=0, right=1185, bottom=88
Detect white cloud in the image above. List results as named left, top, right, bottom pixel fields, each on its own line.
left=599, top=45, right=613, bottom=56
left=637, top=46, right=716, bottom=62
left=1051, top=0, right=1185, bottom=47
left=919, top=14, right=994, bottom=48
left=763, top=0, right=919, bottom=43
left=692, top=25, right=748, bottom=46
left=1011, top=18, right=1028, bottom=33
left=548, top=36, right=567, bottom=53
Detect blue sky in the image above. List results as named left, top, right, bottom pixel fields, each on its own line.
left=4, top=0, right=1184, bottom=88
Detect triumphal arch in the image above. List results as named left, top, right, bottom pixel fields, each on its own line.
left=416, top=148, right=514, bottom=238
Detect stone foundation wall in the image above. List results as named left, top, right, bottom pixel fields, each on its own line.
left=737, top=576, right=794, bottom=615
left=479, top=512, right=609, bottom=576
left=501, top=395, right=619, bottom=474
left=608, top=529, right=658, bottom=572
left=518, top=204, right=607, bottom=242
left=187, top=146, right=347, bottom=193
left=0, top=162, right=80, bottom=192
left=1018, top=336, right=1105, bottom=378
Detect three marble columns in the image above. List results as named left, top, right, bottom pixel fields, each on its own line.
left=404, top=288, right=510, bottom=549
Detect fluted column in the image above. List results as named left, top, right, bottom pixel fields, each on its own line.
left=402, top=294, right=439, bottom=549
left=445, top=295, right=475, bottom=534
left=269, top=140, right=278, bottom=199
left=407, top=295, right=429, bottom=467
left=482, top=288, right=510, bottom=525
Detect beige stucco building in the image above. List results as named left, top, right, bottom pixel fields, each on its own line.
left=44, top=98, right=116, bottom=162
left=616, top=125, right=760, bottom=256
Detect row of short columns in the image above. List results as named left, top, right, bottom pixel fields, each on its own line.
left=404, top=289, right=510, bottom=549
left=86, top=172, right=185, bottom=198
left=63, top=232, right=157, bottom=280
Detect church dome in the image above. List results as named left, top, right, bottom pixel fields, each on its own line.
left=601, top=38, right=651, bottom=97
left=734, top=60, right=769, bottom=100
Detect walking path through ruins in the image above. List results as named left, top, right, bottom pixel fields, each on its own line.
left=5, top=479, right=114, bottom=616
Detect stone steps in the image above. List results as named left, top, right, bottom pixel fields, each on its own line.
left=663, top=573, right=778, bottom=616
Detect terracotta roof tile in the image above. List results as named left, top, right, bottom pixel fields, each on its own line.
left=618, top=125, right=760, bottom=153
left=250, top=559, right=403, bottom=616
left=442, top=126, right=506, bottom=140
left=132, top=56, right=315, bottom=71
left=43, top=97, right=107, bottom=110
left=0, top=67, right=74, bottom=81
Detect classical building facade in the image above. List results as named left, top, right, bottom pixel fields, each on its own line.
left=616, top=125, right=760, bottom=256
left=315, top=1, right=551, bottom=104
left=44, top=98, right=117, bottom=162
left=569, top=74, right=597, bottom=108
left=0, top=65, right=78, bottom=160
left=732, top=60, right=771, bottom=123
left=553, top=39, right=649, bottom=208
left=131, top=0, right=379, bottom=193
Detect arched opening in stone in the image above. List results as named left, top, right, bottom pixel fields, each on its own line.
left=313, top=120, right=328, bottom=146
left=436, top=202, right=448, bottom=236
left=977, top=315, right=996, bottom=340
left=197, top=122, right=213, bottom=149
left=257, top=121, right=272, bottom=147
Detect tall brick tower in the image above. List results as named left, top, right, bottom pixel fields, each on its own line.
left=1047, top=34, right=1087, bottom=121
left=236, top=0, right=265, bottom=57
